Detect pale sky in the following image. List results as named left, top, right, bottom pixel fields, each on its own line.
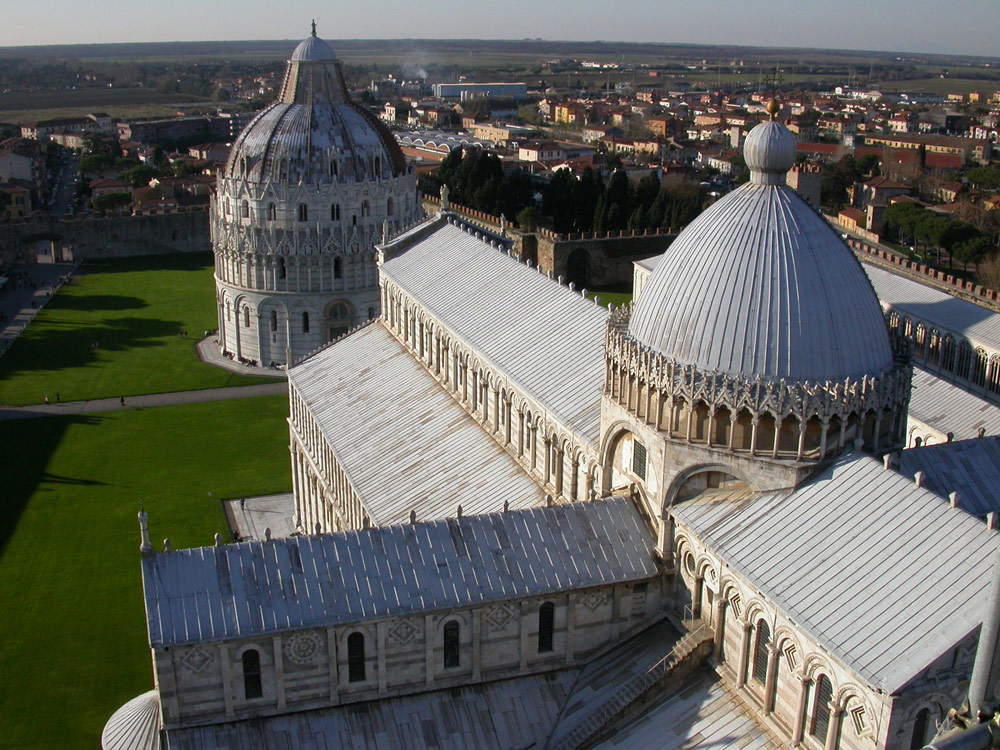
left=1, top=0, right=997, bottom=57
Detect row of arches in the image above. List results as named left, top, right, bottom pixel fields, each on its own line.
left=236, top=604, right=558, bottom=701
left=676, top=538, right=879, bottom=749
left=606, top=362, right=905, bottom=460
left=382, top=280, right=602, bottom=500
left=887, top=310, right=1000, bottom=398
left=218, top=293, right=368, bottom=365
left=215, top=248, right=377, bottom=295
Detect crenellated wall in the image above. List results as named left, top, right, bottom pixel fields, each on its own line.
left=0, top=209, right=210, bottom=264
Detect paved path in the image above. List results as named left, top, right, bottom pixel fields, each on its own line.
left=0, top=262, right=77, bottom=356
left=196, top=336, right=288, bottom=379
left=0, top=382, right=287, bottom=421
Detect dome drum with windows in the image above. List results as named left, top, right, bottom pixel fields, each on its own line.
left=605, top=107, right=912, bottom=463
left=211, top=24, right=419, bottom=366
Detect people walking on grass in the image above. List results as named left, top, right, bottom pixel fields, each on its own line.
left=120, top=396, right=125, bottom=407
left=44, top=394, right=49, bottom=404
left=55, top=393, right=60, bottom=403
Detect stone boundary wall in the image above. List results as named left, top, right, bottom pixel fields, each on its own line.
left=845, top=236, right=1000, bottom=312
left=0, top=208, right=210, bottom=265
left=420, top=196, right=675, bottom=287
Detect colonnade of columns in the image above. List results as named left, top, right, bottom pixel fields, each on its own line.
left=382, top=281, right=602, bottom=502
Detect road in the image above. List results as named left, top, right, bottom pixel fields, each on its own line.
left=0, top=382, right=288, bottom=421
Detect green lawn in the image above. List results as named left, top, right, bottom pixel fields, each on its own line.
left=0, top=395, right=292, bottom=749
left=0, top=253, right=279, bottom=406
left=588, top=285, right=634, bottom=309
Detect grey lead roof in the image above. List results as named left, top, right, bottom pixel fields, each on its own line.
left=382, top=220, right=609, bottom=444
left=897, top=437, right=1000, bottom=520
left=142, top=498, right=656, bottom=648
left=288, top=321, right=544, bottom=525
left=865, top=265, right=1000, bottom=353
left=628, top=182, right=894, bottom=381
left=672, top=452, right=998, bottom=694
left=908, top=366, right=1000, bottom=439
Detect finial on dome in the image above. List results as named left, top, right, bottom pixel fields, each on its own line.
left=311, top=19, right=317, bottom=37
left=766, top=98, right=780, bottom=120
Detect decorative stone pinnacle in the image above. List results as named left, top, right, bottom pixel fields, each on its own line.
left=138, top=507, right=153, bottom=557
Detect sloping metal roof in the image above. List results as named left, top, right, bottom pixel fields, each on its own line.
left=909, top=366, right=1000, bottom=439
left=898, top=437, right=1000, bottom=520
left=672, top=453, right=998, bottom=694
left=143, top=498, right=656, bottom=648
left=628, top=182, right=894, bottom=381
left=288, top=322, right=544, bottom=524
left=382, top=221, right=609, bottom=444
left=865, top=265, right=1000, bottom=353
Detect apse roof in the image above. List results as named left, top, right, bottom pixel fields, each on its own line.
left=672, top=451, right=998, bottom=694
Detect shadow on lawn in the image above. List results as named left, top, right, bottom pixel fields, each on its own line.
left=0, top=414, right=104, bottom=555
left=46, top=294, right=149, bottom=312
left=0, top=316, right=185, bottom=382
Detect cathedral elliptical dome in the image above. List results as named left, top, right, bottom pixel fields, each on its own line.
left=602, top=109, right=912, bottom=503
left=211, top=25, right=419, bottom=366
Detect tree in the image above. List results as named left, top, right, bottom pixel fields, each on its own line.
left=120, top=165, right=162, bottom=188
left=952, top=235, right=991, bottom=271
left=92, top=192, right=132, bottom=213
left=516, top=206, right=538, bottom=231
left=966, top=166, right=1000, bottom=191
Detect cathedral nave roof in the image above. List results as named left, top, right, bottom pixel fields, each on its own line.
left=142, top=497, right=656, bottom=648
left=897, top=436, right=1000, bottom=520
left=289, top=321, right=544, bottom=524
left=672, top=450, right=998, bottom=694
left=381, top=219, right=608, bottom=444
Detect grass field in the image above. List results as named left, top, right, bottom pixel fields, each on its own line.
left=0, top=253, right=278, bottom=406
left=0, top=394, right=292, bottom=748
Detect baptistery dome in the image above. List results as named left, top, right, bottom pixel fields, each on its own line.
left=225, top=29, right=405, bottom=187
left=628, top=115, right=893, bottom=382
left=211, top=25, right=419, bottom=367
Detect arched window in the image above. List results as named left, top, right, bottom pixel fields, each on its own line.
left=270, top=310, right=277, bottom=332
left=811, top=674, right=834, bottom=741
left=297, top=203, right=308, bottom=222
left=244, top=307, right=250, bottom=328
left=910, top=708, right=931, bottom=749
left=374, top=156, right=381, bottom=176
left=267, top=203, right=276, bottom=220
left=302, top=312, right=310, bottom=333
left=334, top=257, right=343, bottom=279
left=538, top=602, right=555, bottom=653
left=367, top=306, right=375, bottom=320
left=361, top=201, right=370, bottom=218
left=347, top=632, right=366, bottom=682
left=352, top=214, right=358, bottom=226
left=277, top=257, right=286, bottom=279
left=242, top=649, right=262, bottom=699
left=387, top=196, right=394, bottom=216
left=443, top=621, right=460, bottom=668
left=240, top=200, right=249, bottom=218
left=331, top=160, right=338, bottom=177
left=752, top=619, right=770, bottom=684
left=331, top=203, right=340, bottom=221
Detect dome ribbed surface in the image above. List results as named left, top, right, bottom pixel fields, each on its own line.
left=101, top=690, right=160, bottom=750
left=225, top=34, right=406, bottom=184
left=628, top=183, right=894, bottom=381
left=290, top=35, right=335, bottom=62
